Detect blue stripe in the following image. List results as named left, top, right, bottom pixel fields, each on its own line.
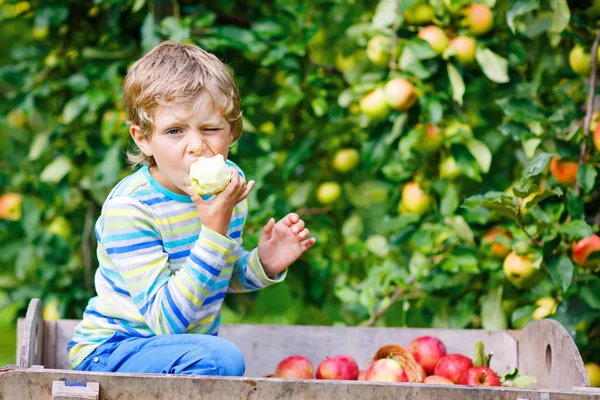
left=169, top=249, right=190, bottom=259
left=134, top=276, right=169, bottom=306
left=190, top=253, right=220, bottom=276
left=164, top=285, right=190, bottom=328
left=229, top=230, right=241, bottom=239
left=229, top=217, right=244, bottom=229
left=139, top=196, right=171, bottom=206
left=100, top=269, right=130, bottom=297
left=106, top=239, right=162, bottom=255
left=161, top=301, right=180, bottom=332
left=164, top=236, right=198, bottom=249
left=84, top=309, right=108, bottom=319
left=138, top=291, right=158, bottom=316
left=104, top=231, right=156, bottom=243
left=204, top=292, right=226, bottom=305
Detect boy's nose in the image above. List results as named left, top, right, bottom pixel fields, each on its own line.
left=188, top=133, right=215, bottom=157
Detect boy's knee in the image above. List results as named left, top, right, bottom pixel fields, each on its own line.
left=217, top=339, right=245, bottom=376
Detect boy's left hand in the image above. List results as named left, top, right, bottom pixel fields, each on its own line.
left=258, top=213, right=316, bottom=278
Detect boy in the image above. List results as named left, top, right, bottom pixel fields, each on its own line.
left=67, top=41, right=316, bottom=376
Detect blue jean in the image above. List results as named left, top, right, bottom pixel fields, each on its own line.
left=74, top=331, right=245, bottom=376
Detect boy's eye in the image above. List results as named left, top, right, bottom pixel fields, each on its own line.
left=203, top=128, right=221, bottom=131
left=166, top=128, right=181, bottom=135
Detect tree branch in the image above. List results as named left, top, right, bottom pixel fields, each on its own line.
left=388, top=0, right=401, bottom=76
left=364, top=286, right=405, bottom=327
left=576, top=27, right=600, bottom=195
left=82, top=204, right=95, bottom=292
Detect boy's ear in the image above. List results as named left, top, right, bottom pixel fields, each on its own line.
left=130, top=124, right=153, bottom=157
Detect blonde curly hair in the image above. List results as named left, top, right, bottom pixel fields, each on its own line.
left=122, top=41, right=243, bottom=166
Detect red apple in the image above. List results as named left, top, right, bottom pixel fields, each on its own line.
left=0, top=193, right=23, bottom=221
left=365, top=358, right=409, bottom=382
left=483, top=227, right=512, bottom=259
left=572, top=234, right=600, bottom=267
left=418, top=26, right=448, bottom=54
left=594, top=121, right=600, bottom=152
left=449, top=36, right=476, bottom=65
left=459, top=366, right=501, bottom=386
left=408, top=336, right=447, bottom=376
left=384, top=78, right=416, bottom=111
left=462, top=4, right=493, bottom=36
left=316, top=355, right=359, bottom=380
left=414, top=123, right=443, bottom=155
left=275, top=355, right=315, bottom=379
left=549, top=157, right=578, bottom=185
left=434, top=354, right=473, bottom=384
left=359, top=88, right=390, bottom=119
left=424, top=375, right=454, bottom=385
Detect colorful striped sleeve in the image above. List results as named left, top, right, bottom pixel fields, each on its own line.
left=226, top=199, right=286, bottom=293
left=100, top=196, right=236, bottom=334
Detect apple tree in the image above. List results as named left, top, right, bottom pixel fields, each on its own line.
left=1, top=0, right=600, bottom=371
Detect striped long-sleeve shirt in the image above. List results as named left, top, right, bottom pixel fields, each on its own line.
left=67, top=161, right=285, bottom=369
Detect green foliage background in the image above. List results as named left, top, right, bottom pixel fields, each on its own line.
left=1, top=0, right=600, bottom=370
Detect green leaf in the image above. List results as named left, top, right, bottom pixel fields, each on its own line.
left=440, top=185, right=459, bottom=216
left=549, top=0, right=570, bottom=33
left=406, top=38, right=438, bottom=60
left=580, top=279, right=600, bottom=310
left=40, top=156, right=72, bottom=183
left=132, top=0, right=146, bottom=13
left=21, top=198, right=40, bottom=240
left=366, top=235, right=390, bottom=258
left=141, top=13, right=160, bottom=52
left=498, top=121, right=532, bottom=140
left=495, top=97, right=546, bottom=122
left=558, top=220, right=593, bottom=239
left=62, top=95, right=89, bottom=124
left=481, top=287, right=508, bottom=330
left=447, top=63, right=465, bottom=106
left=466, top=138, right=492, bottom=174
left=521, top=152, right=552, bottom=180
left=506, top=0, right=539, bottom=33
left=524, top=187, right=562, bottom=208
left=476, top=47, right=509, bottom=83
left=372, top=0, right=398, bottom=29
left=28, top=133, right=49, bottom=161
left=288, top=182, right=313, bottom=208
left=547, top=255, right=574, bottom=292
left=342, top=214, right=364, bottom=240
left=577, top=164, right=597, bottom=194
left=566, top=188, right=584, bottom=219
left=445, top=216, right=474, bottom=245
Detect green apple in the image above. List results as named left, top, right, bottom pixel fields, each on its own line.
left=367, top=35, right=392, bottom=67
left=48, top=216, right=72, bottom=240
left=398, top=181, right=430, bottom=216
left=449, top=36, right=476, bottom=64
left=332, top=148, right=360, bottom=173
left=418, top=26, right=449, bottom=54
left=317, top=182, right=342, bottom=205
left=532, top=297, right=557, bottom=320
left=414, top=123, right=443, bottom=154
left=404, top=3, right=435, bottom=25
left=585, top=362, right=600, bottom=387
left=384, top=78, right=417, bottom=111
left=503, top=251, right=544, bottom=289
left=439, top=156, right=460, bottom=179
left=569, top=45, right=592, bottom=77
left=360, top=88, right=390, bottom=119
left=461, top=4, right=493, bottom=36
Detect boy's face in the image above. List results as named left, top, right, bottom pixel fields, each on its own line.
left=131, top=92, right=232, bottom=196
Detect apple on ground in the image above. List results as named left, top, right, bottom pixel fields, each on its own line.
left=459, top=366, right=501, bottom=386
left=434, top=354, right=473, bottom=384
left=585, top=362, right=600, bottom=387
left=0, top=193, right=23, bottom=221
left=461, top=5, right=494, bottom=36
left=398, top=181, right=430, bottom=216
left=424, top=375, right=454, bottom=385
left=408, top=336, right=447, bottom=376
left=366, top=35, right=392, bottom=66
left=384, top=78, right=416, bottom=111
left=316, top=355, right=359, bottom=380
left=275, top=355, right=315, bottom=379
left=418, top=26, right=448, bottom=54
left=503, top=251, right=543, bottom=289
left=359, top=88, right=390, bottom=119
left=332, top=148, right=360, bottom=173
left=572, top=234, right=600, bottom=267
left=483, top=227, right=512, bottom=258
left=533, top=297, right=557, bottom=320
left=549, top=157, right=578, bottom=185
left=365, top=358, right=408, bottom=382
left=404, top=3, right=434, bottom=25
left=449, top=36, right=476, bottom=65
left=316, top=182, right=342, bottom=205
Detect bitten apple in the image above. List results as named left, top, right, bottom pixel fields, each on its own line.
left=275, top=356, right=315, bottom=379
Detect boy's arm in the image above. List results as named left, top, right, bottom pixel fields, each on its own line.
left=101, top=196, right=236, bottom=335
left=227, top=199, right=286, bottom=293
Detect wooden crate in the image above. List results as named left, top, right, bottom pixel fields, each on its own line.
left=1, top=298, right=598, bottom=400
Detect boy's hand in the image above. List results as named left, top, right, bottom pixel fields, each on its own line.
left=258, top=213, right=316, bottom=277
left=187, top=168, right=254, bottom=236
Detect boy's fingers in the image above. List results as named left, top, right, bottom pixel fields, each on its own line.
left=282, top=213, right=299, bottom=227
left=298, top=228, right=310, bottom=240
left=291, top=219, right=305, bottom=234
left=301, top=237, right=316, bottom=250
left=187, top=186, right=206, bottom=204
left=262, top=217, right=275, bottom=239
left=238, top=180, right=255, bottom=201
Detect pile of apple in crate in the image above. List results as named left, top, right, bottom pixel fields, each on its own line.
left=267, top=336, right=533, bottom=388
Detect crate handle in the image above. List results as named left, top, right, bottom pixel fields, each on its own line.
left=18, top=298, right=44, bottom=368
left=52, top=381, right=100, bottom=400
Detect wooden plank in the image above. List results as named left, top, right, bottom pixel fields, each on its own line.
left=518, top=319, right=589, bottom=390
left=51, top=321, right=518, bottom=376
left=0, top=368, right=597, bottom=400
left=17, top=298, right=43, bottom=368
left=45, top=320, right=57, bottom=369
left=52, top=381, right=99, bottom=400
